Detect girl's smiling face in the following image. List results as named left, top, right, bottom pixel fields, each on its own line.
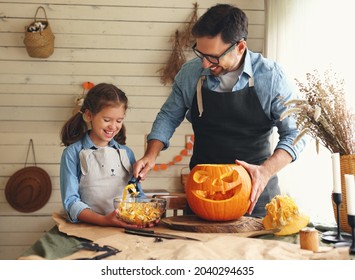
left=84, top=105, right=125, bottom=147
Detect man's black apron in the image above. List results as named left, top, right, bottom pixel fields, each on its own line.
left=189, top=76, right=280, bottom=217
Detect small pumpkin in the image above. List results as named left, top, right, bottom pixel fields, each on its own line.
left=263, top=195, right=309, bottom=235
left=185, top=164, right=251, bottom=221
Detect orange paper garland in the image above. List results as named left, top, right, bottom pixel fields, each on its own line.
left=73, top=81, right=95, bottom=115
left=153, top=135, right=194, bottom=171
left=82, top=81, right=95, bottom=90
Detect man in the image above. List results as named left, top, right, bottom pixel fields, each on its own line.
left=133, top=4, right=305, bottom=217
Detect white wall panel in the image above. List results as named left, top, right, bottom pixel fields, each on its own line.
left=0, top=0, right=265, bottom=259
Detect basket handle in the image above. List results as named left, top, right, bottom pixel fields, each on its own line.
left=34, top=6, right=48, bottom=22
left=24, top=139, right=37, bottom=167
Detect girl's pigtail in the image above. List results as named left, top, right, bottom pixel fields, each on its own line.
left=60, top=111, right=88, bottom=146
left=114, top=123, right=126, bottom=145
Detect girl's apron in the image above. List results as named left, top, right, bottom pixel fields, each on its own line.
left=79, top=146, right=132, bottom=215
left=190, top=76, right=280, bottom=216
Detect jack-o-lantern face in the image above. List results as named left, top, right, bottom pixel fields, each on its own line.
left=186, top=164, right=251, bottom=221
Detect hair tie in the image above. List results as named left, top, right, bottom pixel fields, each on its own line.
left=80, top=111, right=90, bottom=123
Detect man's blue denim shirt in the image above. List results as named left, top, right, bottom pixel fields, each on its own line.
left=148, top=49, right=306, bottom=161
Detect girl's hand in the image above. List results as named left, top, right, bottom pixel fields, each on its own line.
left=108, top=210, right=159, bottom=228
left=78, top=208, right=139, bottom=228
left=102, top=211, right=138, bottom=228
left=145, top=218, right=161, bottom=228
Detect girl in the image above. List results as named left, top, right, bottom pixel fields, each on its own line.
left=60, top=83, right=144, bottom=227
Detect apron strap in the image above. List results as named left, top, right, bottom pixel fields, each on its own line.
left=117, top=149, right=132, bottom=174
left=249, top=77, right=254, bottom=87
left=196, top=75, right=205, bottom=117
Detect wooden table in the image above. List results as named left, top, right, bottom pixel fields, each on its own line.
left=18, top=213, right=351, bottom=260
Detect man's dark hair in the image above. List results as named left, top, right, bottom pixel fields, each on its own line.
left=192, top=4, right=248, bottom=44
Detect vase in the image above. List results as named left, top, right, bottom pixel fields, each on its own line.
left=332, top=154, right=355, bottom=233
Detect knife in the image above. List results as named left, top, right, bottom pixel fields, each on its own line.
left=124, top=228, right=201, bottom=241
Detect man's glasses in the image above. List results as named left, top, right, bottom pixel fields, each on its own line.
left=192, top=40, right=242, bottom=65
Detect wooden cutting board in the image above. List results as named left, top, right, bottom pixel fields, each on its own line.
left=161, top=215, right=265, bottom=233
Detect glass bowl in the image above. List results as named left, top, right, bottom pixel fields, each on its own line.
left=113, top=197, right=167, bottom=227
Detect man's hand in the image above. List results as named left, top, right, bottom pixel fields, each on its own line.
left=236, top=149, right=292, bottom=214
left=133, top=139, right=165, bottom=179
left=235, top=159, right=271, bottom=215
left=133, top=156, right=156, bottom=181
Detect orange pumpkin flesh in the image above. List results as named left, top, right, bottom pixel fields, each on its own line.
left=263, top=195, right=309, bottom=235
left=185, top=164, right=251, bottom=221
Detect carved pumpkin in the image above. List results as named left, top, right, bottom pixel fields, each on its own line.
left=185, top=164, right=251, bottom=221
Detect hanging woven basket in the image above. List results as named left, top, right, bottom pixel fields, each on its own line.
left=332, top=154, right=355, bottom=233
left=23, top=6, right=55, bottom=58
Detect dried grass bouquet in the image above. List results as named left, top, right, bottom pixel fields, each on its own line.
left=281, top=69, right=355, bottom=155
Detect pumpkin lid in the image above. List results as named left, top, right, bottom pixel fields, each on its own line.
left=263, top=195, right=309, bottom=236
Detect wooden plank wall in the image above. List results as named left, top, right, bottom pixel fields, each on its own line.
left=0, top=0, right=265, bottom=259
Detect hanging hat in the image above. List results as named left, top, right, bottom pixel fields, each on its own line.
left=5, top=166, right=52, bottom=213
